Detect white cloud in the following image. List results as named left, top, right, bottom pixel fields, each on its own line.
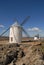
left=28, top=27, right=41, bottom=32
left=0, top=24, right=4, bottom=28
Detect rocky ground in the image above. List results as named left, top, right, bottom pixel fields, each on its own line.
left=0, top=41, right=44, bottom=65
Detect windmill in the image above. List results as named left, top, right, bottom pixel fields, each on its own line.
left=0, top=16, right=30, bottom=44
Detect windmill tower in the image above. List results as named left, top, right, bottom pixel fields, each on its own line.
left=9, top=22, right=22, bottom=43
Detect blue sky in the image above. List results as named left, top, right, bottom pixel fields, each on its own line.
left=0, top=0, right=44, bottom=37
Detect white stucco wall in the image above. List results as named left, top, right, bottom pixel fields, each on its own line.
left=9, top=26, right=22, bottom=43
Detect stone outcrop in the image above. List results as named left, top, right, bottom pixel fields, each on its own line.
left=0, top=43, right=44, bottom=65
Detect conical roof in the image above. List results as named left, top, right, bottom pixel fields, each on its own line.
left=12, top=21, right=21, bottom=27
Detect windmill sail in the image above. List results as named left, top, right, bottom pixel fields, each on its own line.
left=21, top=16, right=30, bottom=26
left=1, top=27, right=10, bottom=36
left=22, top=27, right=30, bottom=37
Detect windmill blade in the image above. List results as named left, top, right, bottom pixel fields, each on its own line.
left=0, top=27, right=10, bottom=36
left=22, top=27, right=30, bottom=37
left=0, top=19, right=19, bottom=36
left=21, top=16, right=30, bottom=26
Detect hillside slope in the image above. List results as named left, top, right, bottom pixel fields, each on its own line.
left=0, top=42, right=44, bottom=65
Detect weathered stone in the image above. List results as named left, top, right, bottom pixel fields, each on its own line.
left=0, top=43, right=44, bottom=65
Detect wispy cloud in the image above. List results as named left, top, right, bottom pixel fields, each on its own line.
left=0, top=24, right=4, bottom=28
left=28, top=27, right=41, bottom=32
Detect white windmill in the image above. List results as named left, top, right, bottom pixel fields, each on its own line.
left=9, top=21, right=22, bottom=43
left=34, top=34, right=40, bottom=40
left=0, top=16, right=30, bottom=44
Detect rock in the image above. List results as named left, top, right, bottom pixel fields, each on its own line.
left=33, top=60, right=43, bottom=65
left=0, top=43, right=44, bottom=65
